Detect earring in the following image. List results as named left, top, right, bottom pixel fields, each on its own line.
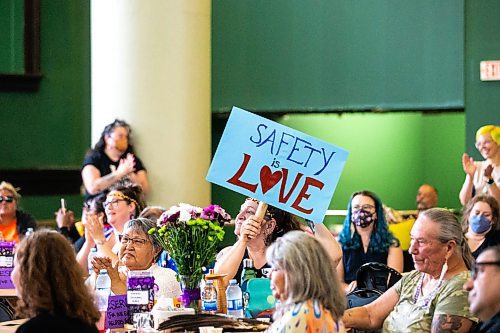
left=130, top=213, right=134, bottom=220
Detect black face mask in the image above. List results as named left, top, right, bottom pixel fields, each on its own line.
left=352, top=209, right=375, bottom=228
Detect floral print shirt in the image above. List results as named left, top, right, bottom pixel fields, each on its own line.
left=267, top=299, right=345, bottom=333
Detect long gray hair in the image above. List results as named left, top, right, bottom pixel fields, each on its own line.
left=421, top=208, right=474, bottom=269
left=266, top=231, right=345, bottom=320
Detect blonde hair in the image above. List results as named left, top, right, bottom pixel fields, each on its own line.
left=476, top=125, right=500, bottom=145
left=266, top=231, right=345, bottom=321
left=0, top=181, right=21, bottom=201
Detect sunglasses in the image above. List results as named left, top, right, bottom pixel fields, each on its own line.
left=0, top=196, right=14, bottom=203
left=471, top=261, right=500, bottom=280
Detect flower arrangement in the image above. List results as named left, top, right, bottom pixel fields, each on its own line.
left=148, top=203, right=231, bottom=291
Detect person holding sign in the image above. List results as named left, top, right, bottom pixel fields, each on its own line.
left=266, top=231, right=346, bottom=332
left=215, top=198, right=342, bottom=285
left=11, top=230, right=100, bottom=332
left=337, top=191, right=403, bottom=293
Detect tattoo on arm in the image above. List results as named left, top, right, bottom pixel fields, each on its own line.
left=431, top=314, right=470, bottom=333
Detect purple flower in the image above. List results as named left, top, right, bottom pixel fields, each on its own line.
left=201, top=204, right=231, bottom=226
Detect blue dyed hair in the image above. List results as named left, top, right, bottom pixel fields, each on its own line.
left=339, top=190, right=397, bottom=253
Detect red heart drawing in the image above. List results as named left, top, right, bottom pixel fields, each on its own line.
left=260, top=166, right=283, bottom=194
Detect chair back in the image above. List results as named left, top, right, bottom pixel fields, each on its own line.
left=356, top=262, right=402, bottom=293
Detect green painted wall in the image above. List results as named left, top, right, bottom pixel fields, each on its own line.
left=212, top=112, right=465, bottom=227
left=464, top=0, right=500, bottom=158
left=212, top=0, right=464, bottom=113
left=0, top=0, right=24, bottom=73
left=0, top=1, right=91, bottom=219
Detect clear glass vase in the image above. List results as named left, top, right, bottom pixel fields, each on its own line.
left=179, top=275, right=202, bottom=313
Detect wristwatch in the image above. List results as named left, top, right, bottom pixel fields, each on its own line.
left=487, top=178, right=495, bottom=185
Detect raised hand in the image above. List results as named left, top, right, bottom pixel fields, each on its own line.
left=91, top=256, right=112, bottom=275
left=116, top=153, right=136, bottom=177
left=240, top=215, right=263, bottom=241
left=462, top=153, right=476, bottom=177
left=55, top=208, right=75, bottom=229
left=87, top=214, right=106, bottom=245
left=484, top=164, right=494, bottom=179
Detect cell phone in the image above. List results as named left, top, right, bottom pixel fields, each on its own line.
left=60, top=198, right=66, bottom=213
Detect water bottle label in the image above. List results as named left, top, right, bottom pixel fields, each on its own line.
left=127, top=290, right=149, bottom=305
left=227, top=299, right=243, bottom=310
left=96, top=291, right=110, bottom=311
left=202, top=300, right=217, bottom=311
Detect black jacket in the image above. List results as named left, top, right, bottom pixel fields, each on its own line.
left=15, top=210, right=38, bottom=236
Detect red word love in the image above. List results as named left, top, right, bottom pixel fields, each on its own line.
left=227, top=153, right=324, bottom=214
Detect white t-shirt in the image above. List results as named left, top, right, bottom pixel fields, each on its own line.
left=87, top=264, right=181, bottom=299
left=473, top=161, right=499, bottom=195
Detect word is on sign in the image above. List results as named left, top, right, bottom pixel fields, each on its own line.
left=480, top=60, right=500, bottom=81
left=206, top=107, right=349, bottom=222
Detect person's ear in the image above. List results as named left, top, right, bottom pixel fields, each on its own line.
left=264, top=218, right=277, bottom=236
left=445, top=240, right=456, bottom=258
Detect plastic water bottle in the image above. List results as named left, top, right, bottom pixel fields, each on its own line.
left=226, top=279, right=243, bottom=318
left=25, top=228, right=34, bottom=237
left=95, top=269, right=111, bottom=311
left=202, top=280, right=218, bottom=314
left=240, top=259, right=257, bottom=292
left=88, top=247, right=98, bottom=275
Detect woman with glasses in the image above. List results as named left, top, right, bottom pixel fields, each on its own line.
left=214, top=198, right=342, bottom=286
left=89, top=218, right=181, bottom=298
left=78, top=184, right=145, bottom=273
left=343, top=208, right=477, bottom=332
left=0, top=181, right=37, bottom=242
left=462, top=195, right=500, bottom=259
left=460, top=125, right=500, bottom=205
left=81, top=119, right=150, bottom=201
left=337, top=190, right=403, bottom=293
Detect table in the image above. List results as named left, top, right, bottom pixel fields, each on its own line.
left=0, top=319, right=24, bottom=333
left=0, top=319, right=137, bottom=333
left=0, top=291, right=16, bottom=298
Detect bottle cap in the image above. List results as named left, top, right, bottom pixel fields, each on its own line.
left=229, top=279, right=237, bottom=285
left=99, top=269, right=107, bottom=274
left=206, top=280, right=213, bottom=285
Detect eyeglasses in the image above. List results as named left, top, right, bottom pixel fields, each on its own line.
left=104, top=199, right=125, bottom=209
left=119, top=235, right=148, bottom=247
left=0, top=196, right=14, bottom=204
left=352, top=204, right=375, bottom=211
left=471, top=261, right=500, bottom=280
left=475, top=139, right=494, bottom=149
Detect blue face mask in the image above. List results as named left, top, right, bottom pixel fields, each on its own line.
left=470, top=215, right=491, bottom=234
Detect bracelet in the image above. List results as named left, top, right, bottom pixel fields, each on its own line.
left=487, top=178, right=495, bottom=185
left=95, top=238, right=106, bottom=246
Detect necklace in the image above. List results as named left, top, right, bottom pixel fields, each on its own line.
left=413, top=273, right=444, bottom=307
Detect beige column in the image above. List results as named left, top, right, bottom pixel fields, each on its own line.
left=91, top=0, right=211, bottom=208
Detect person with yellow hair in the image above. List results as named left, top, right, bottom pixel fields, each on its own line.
left=460, top=125, right=500, bottom=205
left=0, top=181, right=38, bottom=242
